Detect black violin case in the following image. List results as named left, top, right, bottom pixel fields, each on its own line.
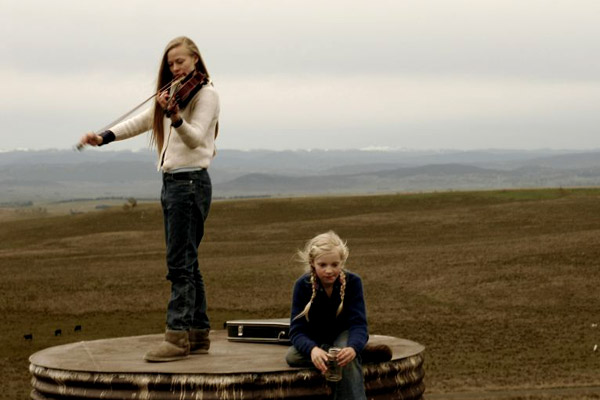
left=225, top=318, right=290, bottom=344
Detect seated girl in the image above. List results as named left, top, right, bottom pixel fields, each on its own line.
left=286, top=231, right=368, bottom=400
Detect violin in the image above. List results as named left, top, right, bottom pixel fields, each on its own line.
left=165, top=70, right=209, bottom=116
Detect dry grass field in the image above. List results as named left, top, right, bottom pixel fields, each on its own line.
left=1, top=189, right=600, bottom=399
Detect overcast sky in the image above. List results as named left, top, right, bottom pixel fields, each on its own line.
left=2, top=0, right=599, bottom=152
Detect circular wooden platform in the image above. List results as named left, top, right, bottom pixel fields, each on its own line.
left=30, top=330, right=425, bottom=399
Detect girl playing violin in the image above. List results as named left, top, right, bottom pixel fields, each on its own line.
left=79, top=36, right=220, bottom=362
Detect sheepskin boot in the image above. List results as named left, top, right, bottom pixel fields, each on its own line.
left=144, top=329, right=190, bottom=362
left=189, top=328, right=210, bottom=354
left=361, top=343, right=393, bottom=364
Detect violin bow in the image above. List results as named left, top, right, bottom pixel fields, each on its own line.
left=75, top=77, right=182, bottom=151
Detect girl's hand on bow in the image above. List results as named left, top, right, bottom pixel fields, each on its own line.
left=79, top=132, right=103, bottom=147
left=336, top=347, right=356, bottom=367
left=310, top=347, right=329, bottom=373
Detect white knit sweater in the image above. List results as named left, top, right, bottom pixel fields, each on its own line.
left=109, top=85, right=220, bottom=172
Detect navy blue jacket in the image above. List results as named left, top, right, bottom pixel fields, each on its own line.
left=289, top=271, right=369, bottom=356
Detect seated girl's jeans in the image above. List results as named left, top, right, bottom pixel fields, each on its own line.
left=285, top=330, right=367, bottom=400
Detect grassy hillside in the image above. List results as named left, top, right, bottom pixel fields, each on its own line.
left=1, top=189, right=600, bottom=399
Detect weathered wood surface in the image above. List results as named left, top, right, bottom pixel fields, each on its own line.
left=30, top=330, right=425, bottom=399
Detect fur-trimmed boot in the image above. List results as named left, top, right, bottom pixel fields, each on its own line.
left=144, top=330, right=190, bottom=362
left=189, top=328, right=210, bottom=354
left=361, top=343, right=393, bottom=364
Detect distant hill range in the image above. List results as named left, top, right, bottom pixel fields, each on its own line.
left=2, top=148, right=600, bottom=204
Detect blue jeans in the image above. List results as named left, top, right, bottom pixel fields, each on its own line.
left=161, top=170, right=212, bottom=331
left=285, top=331, right=367, bottom=400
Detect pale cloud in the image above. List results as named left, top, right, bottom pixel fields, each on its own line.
left=0, top=68, right=152, bottom=112
left=216, top=73, right=600, bottom=149
left=1, top=0, right=600, bottom=151
left=218, top=73, right=599, bottom=123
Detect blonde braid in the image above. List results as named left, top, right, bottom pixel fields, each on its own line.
left=293, top=270, right=318, bottom=321
left=336, top=270, right=346, bottom=317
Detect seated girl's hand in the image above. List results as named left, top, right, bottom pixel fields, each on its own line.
left=336, top=347, right=356, bottom=367
left=310, top=346, right=329, bottom=373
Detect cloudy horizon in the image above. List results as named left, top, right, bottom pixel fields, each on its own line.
left=2, top=0, right=599, bottom=152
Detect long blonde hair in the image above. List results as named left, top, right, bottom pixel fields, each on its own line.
left=293, top=231, right=349, bottom=322
left=151, top=36, right=210, bottom=153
